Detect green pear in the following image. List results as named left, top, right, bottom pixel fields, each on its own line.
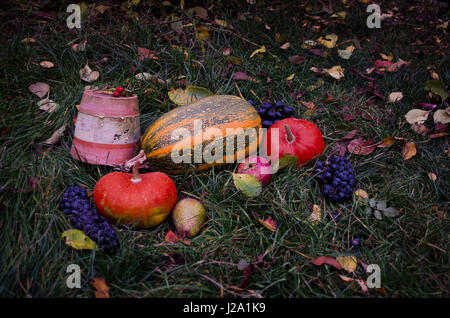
left=172, top=198, right=206, bottom=238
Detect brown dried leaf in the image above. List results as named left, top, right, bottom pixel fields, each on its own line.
left=402, top=142, right=417, bottom=160
left=40, top=61, right=54, bottom=68
left=232, top=72, right=259, bottom=82
left=289, top=55, right=305, bottom=65
left=347, top=137, right=377, bottom=155
left=79, top=64, right=99, bottom=83
left=387, top=58, right=410, bottom=72
left=280, top=42, right=291, bottom=50
left=258, top=217, right=277, bottom=232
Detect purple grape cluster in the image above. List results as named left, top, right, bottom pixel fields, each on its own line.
left=247, top=100, right=295, bottom=128
left=315, top=155, right=355, bottom=202
left=60, top=185, right=119, bottom=253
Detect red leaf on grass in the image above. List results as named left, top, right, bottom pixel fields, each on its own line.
left=91, top=278, right=110, bottom=298
left=310, top=256, right=342, bottom=270
left=232, top=72, right=258, bottom=82
left=307, top=49, right=325, bottom=57
left=137, top=47, right=158, bottom=61
left=347, top=137, right=377, bottom=155
left=289, top=55, right=305, bottom=64
left=165, top=230, right=181, bottom=243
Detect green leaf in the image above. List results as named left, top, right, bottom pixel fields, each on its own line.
left=168, top=85, right=214, bottom=106
left=232, top=173, right=262, bottom=197
left=425, top=80, right=448, bottom=100
left=61, top=229, right=99, bottom=250
left=277, top=154, right=298, bottom=170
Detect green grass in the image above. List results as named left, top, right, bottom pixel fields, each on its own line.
left=0, top=1, right=448, bottom=297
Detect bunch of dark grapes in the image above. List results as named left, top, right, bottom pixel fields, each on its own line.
left=314, top=155, right=355, bottom=202
left=60, top=185, right=119, bottom=253
left=247, top=100, right=295, bottom=128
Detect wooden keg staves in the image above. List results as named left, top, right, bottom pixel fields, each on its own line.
left=71, top=90, right=140, bottom=166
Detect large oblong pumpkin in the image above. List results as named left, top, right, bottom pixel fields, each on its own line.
left=141, top=95, right=262, bottom=174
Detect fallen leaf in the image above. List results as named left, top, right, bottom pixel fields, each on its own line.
left=338, top=275, right=368, bottom=293
left=289, top=55, right=305, bottom=65
left=380, top=206, right=401, bottom=217
left=330, top=11, right=347, bottom=19
left=61, top=229, right=98, bottom=250
left=411, top=123, right=429, bottom=136
left=402, top=142, right=417, bottom=160
left=29, top=82, right=50, bottom=98
left=79, top=64, right=99, bottom=82
left=195, top=26, right=211, bottom=41
left=325, top=65, right=345, bottom=80
left=425, top=80, right=448, bottom=100
left=137, top=47, right=158, bottom=61
left=354, top=189, right=369, bottom=200
left=387, top=58, right=410, bottom=72
left=226, top=56, right=243, bottom=65
left=377, top=137, right=396, bottom=148
left=258, top=217, right=277, bottom=232
left=433, top=109, right=450, bottom=124
left=347, top=137, right=377, bottom=155
left=429, top=132, right=448, bottom=139
left=336, top=255, right=358, bottom=273
left=405, top=109, right=431, bottom=124
left=232, top=72, right=258, bottom=82
left=286, top=73, right=295, bottom=81
left=168, top=86, right=213, bottom=105
left=232, top=173, right=262, bottom=197
left=338, top=45, right=355, bottom=60
left=380, top=53, right=394, bottom=61
left=91, top=278, right=110, bottom=298
left=44, top=124, right=66, bottom=145
left=307, top=48, right=325, bottom=57
left=277, top=154, right=298, bottom=169
left=40, top=61, right=54, bottom=68
left=308, top=204, right=321, bottom=226
left=165, top=230, right=181, bottom=243
left=388, top=92, right=403, bottom=103
left=413, top=102, right=436, bottom=110
left=37, top=99, right=59, bottom=113
left=318, top=34, right=338, bottom=48
left=222, top=47, right=231, bottom=56
left=250, top=45, right=266, bottom=58
left=71, top=40, right=87, bottom=52
left=134, top=72, right=166, bottom=84
left=428, top=172, right=437, bottom=182
left=299, top=101, right=315, bottom=110
left=310, top=256, right=342, bottom=270
left=310, top=66, right=326, bottom=75
left=21, top=37, right=35, bottom=43
left=280, top=42, right=291, bottom=50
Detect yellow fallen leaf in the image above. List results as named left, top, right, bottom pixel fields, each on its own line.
left=22, top=37, right=35, bottom=43
left=308, top=204, right=322, bottom=226
left=286, top=73, right=295, bottom=81
left=380, top=53, right=394, bottom=61
left=354, top=189, right=368, bottom=200
left=336, top=255, right=358, bottom=273
left=330, top=11, right=347, bottom=19
left=250, top=45, right=266, bottom=58
left=326, top=65, right=345, bottom=80
left=61, top=229, right=98, bottom=250
left=402, top=142, right=417, bottom=160
left=318, top=34, right=338, bottom=48
left=338, top=45, right=355, bottom=59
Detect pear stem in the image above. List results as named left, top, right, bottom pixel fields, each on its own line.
left=284, top=124, right=295, bottom=143
left=131, top=161, right=142, bottom=183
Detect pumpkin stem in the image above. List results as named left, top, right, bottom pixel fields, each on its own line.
left=284, top=124, right=295, bottom=143
left=131, top=162, right=142, bottom=183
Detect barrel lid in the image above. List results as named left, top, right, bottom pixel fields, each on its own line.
left=79, top=89, right=139, bottom=117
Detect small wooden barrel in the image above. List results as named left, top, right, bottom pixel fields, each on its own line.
left=71, top=90, right=140, bottom=165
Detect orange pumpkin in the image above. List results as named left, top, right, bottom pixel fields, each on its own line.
left=93, top=163, right=177, bottom=228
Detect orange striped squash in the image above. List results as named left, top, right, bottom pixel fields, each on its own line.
left=141, top=95, right=262, bottom=174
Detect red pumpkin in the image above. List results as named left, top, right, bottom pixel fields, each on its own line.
left=93, top=163, right=177, bottom=228
left=264, top=118, right=325, bottom=166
